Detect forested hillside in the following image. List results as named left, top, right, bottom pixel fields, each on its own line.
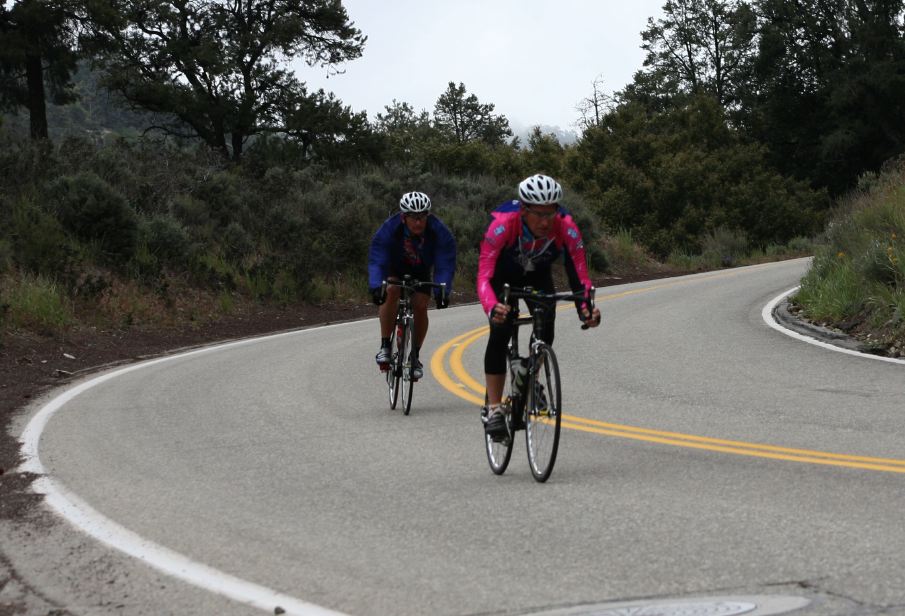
left=2, top=0, right=903, bottom=339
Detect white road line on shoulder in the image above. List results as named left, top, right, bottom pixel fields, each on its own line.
left=763, top=287, right=905, bottom=366
left=19, top=323, right=356, bottom=616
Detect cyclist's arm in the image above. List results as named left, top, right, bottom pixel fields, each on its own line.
left=367, top=220, right=395, bottom=290
left=431, top=218, right=457, bottom=290
left=477, top=217, right=510, bottom=317
left=559, top=216, right=594, bottom=317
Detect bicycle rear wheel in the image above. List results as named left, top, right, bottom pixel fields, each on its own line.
left=525, top=343, right=561, bottom=482
left=400, top=318, right=415, bottom=415
left=387, top=323, right=401, bottom=409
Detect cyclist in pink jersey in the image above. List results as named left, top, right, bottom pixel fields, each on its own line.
left=477, top=174, right=601, bottom=439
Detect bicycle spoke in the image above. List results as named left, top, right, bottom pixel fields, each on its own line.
left=525, top=344, right=561, bottom=482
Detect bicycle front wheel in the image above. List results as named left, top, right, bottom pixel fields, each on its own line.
left=387, top=323, right=400, bottom=409
left=483, top=386, right=515, bottom=475
left=400, top=318, right=415, bottom=415
left=525, top=343, right=562, bottom=482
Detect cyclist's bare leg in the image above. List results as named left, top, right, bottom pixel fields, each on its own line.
left=412, top=293, right=429, bottom=349
left=379, top=284, right=402, bottom=338
left=485, top=373, right=505, bottom=407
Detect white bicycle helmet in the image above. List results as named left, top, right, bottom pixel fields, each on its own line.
left=518, top=174, right=563, bottom=205
left=399, top=191, right=432, bottom=213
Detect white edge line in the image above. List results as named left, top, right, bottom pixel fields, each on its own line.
left=18, top=322, right=355, bottom=616
left=763, top=287, right=905, bottom=365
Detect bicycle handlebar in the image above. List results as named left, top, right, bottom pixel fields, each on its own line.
left=381, top=278, right=447, bottom=295
left=501, top=284, right=597, bottom=329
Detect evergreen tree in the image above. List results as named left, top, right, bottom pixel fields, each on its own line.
left=84, top=0, right=366, bottom=161
left=634, top=0, right=757, bottom=114
left=433, top=81, right=511, bottom=145
left=0, top=0, right=79, bottom=140
left=751, top=0, right=905, bottom=194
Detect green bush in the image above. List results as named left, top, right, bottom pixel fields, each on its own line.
left=587, top=243, right=609, bottom=273
left=197, top=171, right=249, bottom=228
left=0, top=239, right=12, bottom=274
left=667, top=249, right=704, bottom=271
left=46, top=172, right=138, bottom=262
left=171, top=194, right=211, bottom=229
left=701, top=227, right=749, bottom=268
left=796, top=256, right=865, bottom=321
left=1, top=273, right=73, bottom=334
left=142, top=215, right=192, bottom=265
left=223, top=222, right=254, bottom=263
left=9, top=199, right=77, bottom=279
left=787, top=236, right=814, bottom=254
left=604, top=229, right=655, bottom=272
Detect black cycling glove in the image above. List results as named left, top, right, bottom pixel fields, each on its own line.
left=435, top=291, right=449, bottom=309
left=370, top=287, right=386, bottom=306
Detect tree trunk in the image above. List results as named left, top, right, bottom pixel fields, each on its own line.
left=25, top=51, right=48, bottom=140
left=231, top=131, right=244, bottom=162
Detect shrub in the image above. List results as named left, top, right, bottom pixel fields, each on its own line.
left=142, top=215, right=192, bottom=266
left=667, top=250, right=705, bottom=271
left=46, top=172, right=138, bottom=263
left=1, top=273, right=73, bottom=334
left=0, top=239, right=12, bottom=274
left=223, top=222, right=254, bottom=263
left=170, top=194, right=211, bottom=229
left=701, top=227, right=748, bottom=267
left=197, top=171, right=248, bottom=228
left=587, top=243, right=609, bottom=273
left=9, top=199, right=77, bottom=279
left=604, top=229, right=656, bottom=272
left=796, top=256, right=865, bottom=322
left=787, top=236, right=815, bottom=254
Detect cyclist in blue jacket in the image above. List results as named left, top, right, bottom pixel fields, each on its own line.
left=368, top=192, right=456, bottom=380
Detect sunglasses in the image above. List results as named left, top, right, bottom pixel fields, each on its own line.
left=404, top=212, right=430, bottom=220
left=524, top=207, right=558, bottom=220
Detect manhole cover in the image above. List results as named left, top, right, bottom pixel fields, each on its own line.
left=523, top=595, right=809, bottom=616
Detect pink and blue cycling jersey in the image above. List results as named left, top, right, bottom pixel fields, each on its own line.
left=477, top=200, right=593, bottom=316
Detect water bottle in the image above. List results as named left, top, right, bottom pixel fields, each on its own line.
left=510, top=357, right=528, bottom=394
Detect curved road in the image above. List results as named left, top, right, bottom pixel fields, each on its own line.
left=15, top=258, right=905, bottom=615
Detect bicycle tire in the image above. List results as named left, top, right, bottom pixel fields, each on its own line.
left=484, top=391, right=514, bottom=475
left=525, top=343, right=561, bottom=482
left=400, top=317, right=415, bottom=415
left=387, top=321, right=401, bottom=409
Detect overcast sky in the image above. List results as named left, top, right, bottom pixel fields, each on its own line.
left=295, top=0, right=666, bottom=135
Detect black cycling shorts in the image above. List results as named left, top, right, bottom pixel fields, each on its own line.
left=388, top=264, right=433, bottom=296
left=483, top=270, right=556, bottom=375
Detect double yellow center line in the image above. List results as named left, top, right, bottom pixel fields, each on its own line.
left=430, top=272, right=905, bottom=474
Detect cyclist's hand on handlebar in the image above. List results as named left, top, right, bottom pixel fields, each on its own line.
left=490, top=302, right=510, bottom=324
left=435, top=290, right=449, bottom=309
left=580, top=306, right=601, bottom=328
left=370, top=286, right=386, bottom=306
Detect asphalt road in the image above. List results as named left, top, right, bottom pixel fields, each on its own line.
left=11, top=258, right=905, bottom=616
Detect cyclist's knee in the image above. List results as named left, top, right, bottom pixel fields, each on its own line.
left=413, top=293, right=429, bottom=311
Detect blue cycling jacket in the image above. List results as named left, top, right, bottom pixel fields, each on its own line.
left=368, top=214, right=457, bottom=292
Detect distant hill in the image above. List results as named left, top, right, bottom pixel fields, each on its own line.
left=1, top=63, right=167, bottom=140
left=510, top=120, right=579, bottom=147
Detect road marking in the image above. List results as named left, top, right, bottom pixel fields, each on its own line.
left=20, top=324, right=356, bottom=616
left=432, top=266, right=905, bottom=474
left=763, top=287, right=905, bottom=366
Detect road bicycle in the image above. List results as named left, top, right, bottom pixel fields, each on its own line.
left=483, top=284, right=596, bottom=482
left=381, top=276, right=447, bottom=416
